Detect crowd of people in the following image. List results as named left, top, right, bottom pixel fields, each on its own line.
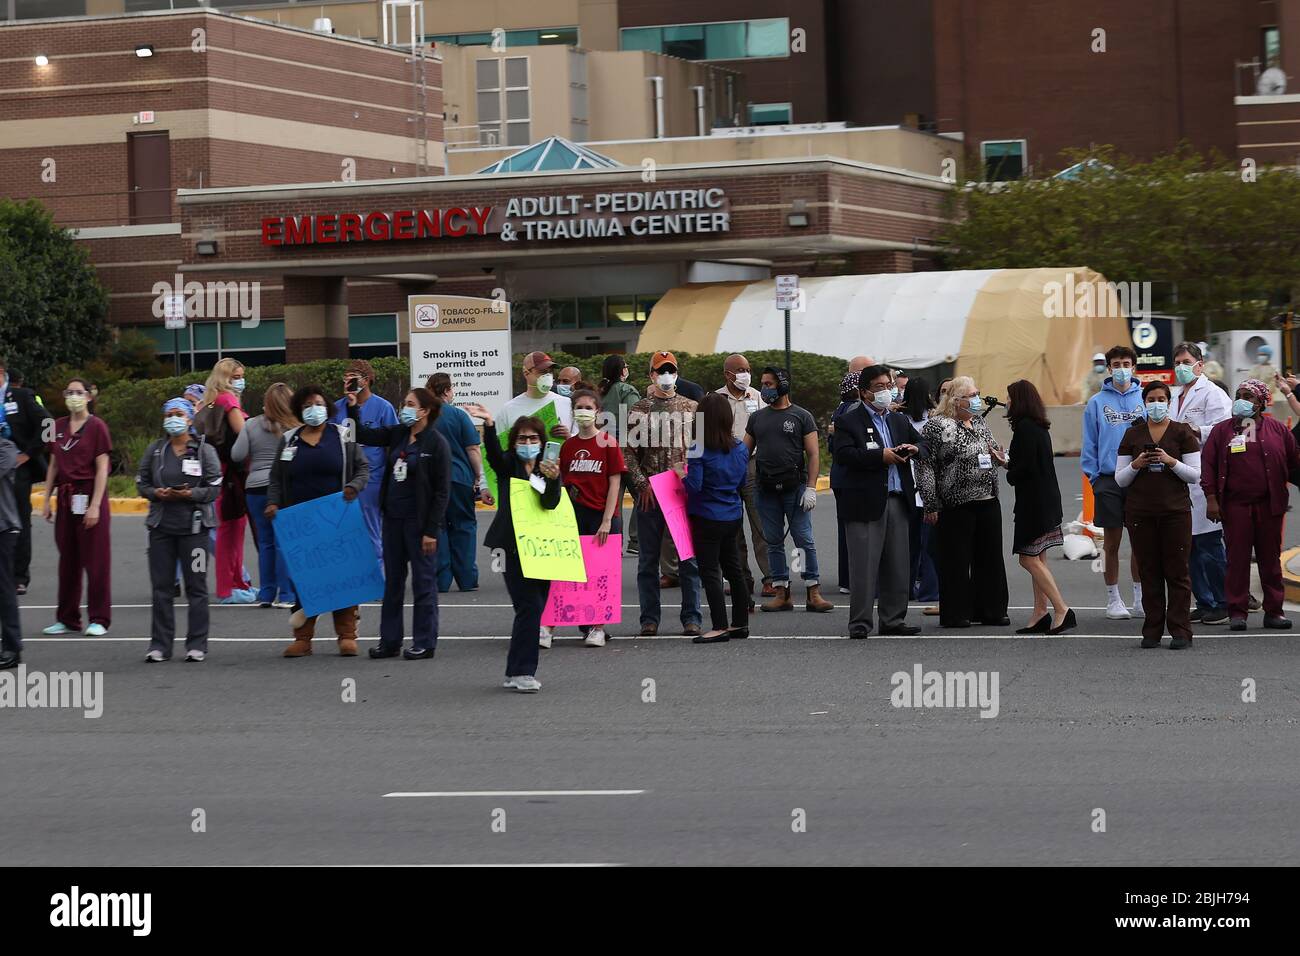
left=0, top=339, right=1298, bottom=691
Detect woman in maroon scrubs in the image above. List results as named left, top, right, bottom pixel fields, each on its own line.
left=40, top=378, right=112, bottom=636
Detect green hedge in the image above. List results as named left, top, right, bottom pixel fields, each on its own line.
left=90, top=351, right=849, bottom=477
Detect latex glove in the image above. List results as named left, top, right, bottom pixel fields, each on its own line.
left=801, top=487, right=818, bottom=511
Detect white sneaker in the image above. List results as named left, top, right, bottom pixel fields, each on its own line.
left=584, top=627, right=606, bottom=647
left=838, top=586, right=850, bottom=594
left=1106, top=596, right=1132, bottom=620
left=185, top=650, right=206, bottom=662
left=538, top=626, right=553, bottom=649
left=272, top=600, right=295, bottom=609
left=145, top=650, right=165, bottom=662
left=508, top=675, right=541, bottom=693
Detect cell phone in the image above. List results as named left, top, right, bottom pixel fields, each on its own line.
left=543, top=441, right=562, bottom=463
left=893, top=445, right=912, bottom=458
left=1143, top=443, right=1157, bottom=454
left=345, top=379, right=360, bottom=392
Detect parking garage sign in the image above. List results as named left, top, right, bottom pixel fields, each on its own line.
left=408, top=294, right=512, bottom=412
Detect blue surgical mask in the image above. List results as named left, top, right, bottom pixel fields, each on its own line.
left=555, top=384, right=572, bottom=398
left=1111, top=368, right=1132, bottom=387
left=400, top=406, right=420, bottom=426
left=1174, top=363, right=1196, bottom=386
left=1232, top=399, right=1256, bottom=419
left=516, top=443, right=541, bottom=461
left=965, top=395, right=984, bottom=415
left=302, top=405, right=328, bottom=427
left=1145, top=401, right=1168, bottom=422
left=163, top=417, right=189, bottom=435
left=230, top=378, right=246, bottom=394
left=760, top=387, right=780, bottom=404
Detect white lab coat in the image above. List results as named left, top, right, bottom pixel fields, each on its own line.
left=1171, top=374, right=1233, bottom=535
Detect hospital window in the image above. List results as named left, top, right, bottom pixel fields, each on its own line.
left=620, top=18, right=788, bottom=61
left=748, top=102, right=792, bottom=126
left=349, top=313, right=400, bottom=359
left=509, top=295, right=660, bottom=331
left=428, top=27, right=578, bottom=47
left=1262, top=26, right=1281, bottom=68
left=128, top=320, right=287, bottom=372
left=981, top=140, right=1027, bottom=182
left=15, top=0, right=86, bottom=16
left=476, top=56, right=531, bottom=147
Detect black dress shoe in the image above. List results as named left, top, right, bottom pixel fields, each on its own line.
left=849, top=628, right=871, bottom=639
left=1047, top=608, right=1078, bottom=635
left=1264, top=615, right=1292, bottom=629
left=0, top=651, right=19, bottom=669
left=368, top=644, right=402, bottom=659
left=879, top=624, right=921, bottom=636
left=976, top=616, right=1011, bottom=627
left=1016, top=614, right=1050, bottom=634
left=727, top=626, right=749, bottom=639
left=1229, top=618, right=1247, bottom=631
left=691, top=630, right=730, bottom=644
left=403, top=647, right=435, bottom=659
left=1140, top=637, right=1161, bottom=648
left=1169, top=636, right=1193, bottom=649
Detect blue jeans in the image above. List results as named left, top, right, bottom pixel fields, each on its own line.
left=246, top=490, right=295, bottom=605
left=635, top=502, right=701, bottom=629
left=380, top=516, right=439, bottom=651
left=1190, top=529, right=1227, bottom=612
left=757, top=485, right=819, bottom=585
left=436, top=483, right=479, bottom=592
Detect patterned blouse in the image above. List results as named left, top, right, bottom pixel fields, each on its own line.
left=916, top=414, right=1005, bottom=511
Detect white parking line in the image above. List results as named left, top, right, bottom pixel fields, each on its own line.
left=16, top=602, right=1124, bottom=611
left=383, top=790, right=646, bottom=798
left=17, top=633, right=1290, bottom=642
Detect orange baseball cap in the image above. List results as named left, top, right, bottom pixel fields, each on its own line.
left=650, top=350, right=678, bottom=370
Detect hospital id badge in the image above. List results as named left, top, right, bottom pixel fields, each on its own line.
left=745, top=399, right=759, bottom=414
left=1230, top=435, right=1247, bottom=454
left=182, top=458, right=202, bottom=477
left=280, top=445, right=297, bottom=461
left=392, top=459, right=408, bottom=482
left=71, top=494, right=89, bottom=515
left=865, top=441, right=880, bottom=451
left=977, top=452, right=993, bottom=470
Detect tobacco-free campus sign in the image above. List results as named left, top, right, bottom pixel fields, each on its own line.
left=260, top=187, right=731, bottom=247
left=407, top=295, right=512, bottom=412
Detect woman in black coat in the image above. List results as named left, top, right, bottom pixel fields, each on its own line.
left=1005, top=379, right=1075, bottom=634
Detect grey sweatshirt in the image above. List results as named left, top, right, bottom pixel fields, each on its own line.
left=231, top=414, right=286, bottom=491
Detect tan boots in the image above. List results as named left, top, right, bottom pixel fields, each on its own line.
left=805, top=584, right=834, bottom=613
left=283, top=606, right=359, bottom=657
left=761, top=585, right=793, bottom=612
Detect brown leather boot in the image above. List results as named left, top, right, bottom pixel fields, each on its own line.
left=805, top=584, right=834, bottom=613
left=760, top=585, right=793, bottom=612
left=284, top=615, right=315, bottom=657
left=334, top=606, right=359, bottom=656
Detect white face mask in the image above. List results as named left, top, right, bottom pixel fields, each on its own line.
left=733, top=371, right=751, bottom=389
left=871, top=389, right=892, bottom=411
left=657, top=372, right=678, bottom=391
left=302, top=405, right=328, bottom=427
left=230, top=377, right=246, bottom=394
left=535, top=373, right=553, bottom=394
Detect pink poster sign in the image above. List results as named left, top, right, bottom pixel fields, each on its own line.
left=648, top=470, right=695, bottom=561
left=542, top=534, right=623, bottom=626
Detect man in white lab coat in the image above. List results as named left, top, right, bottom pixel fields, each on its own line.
left=1170, top=342, right=1233, bottom=625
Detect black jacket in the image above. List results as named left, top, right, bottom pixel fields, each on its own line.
left=266, top=423, right=369, bottom=509
left=483, top=421, right=561, bottom=554
left=1006, top=417, right=1063, bottom=550
left=1, top=384, right=51, bottom=480
left=347, top=405, right=451, bottom=538
left=829, top=404, right=924, bottom=523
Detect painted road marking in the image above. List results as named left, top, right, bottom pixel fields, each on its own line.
left=383, top=790, right=646, bottom=798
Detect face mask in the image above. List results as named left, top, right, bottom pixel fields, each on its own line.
left=760, top=387, right=780, bottom=405
left=657, top=372, right=677, bottom=391
left=65, top=395, right=88, bottom=413
left=555, top=384, right=573, bottom=398
left=965, top=395, right=984, bottom=415
left=890, top=386, right=900, bottom=401
left=516, top=443, right=541, bottom=461
left=871, top=390, right=892, bottom=411
left=1093, top=363, right=1106, bottom=374
left=399, top=406, right=420, bottom=426
left=230, top=378, right=246, bottom=394
left=302, top=405, right=328, bottom=427
left=1111, top=368, right=1132, bottom=387
left=163, top=416, right=189, bottom=435
left=1145, top=401, right=1168, bottom=422
left=1174, top=363, right=1196, bottom=385
left=1233, top=399, right=1256, bottom=419
left=534, top=373, right=553, bottom=394
left=573, top=409, right=597, bottom=426
left=733, top=371, right=751, bottom=389
left=1258, top=354, right=1271, bottom=365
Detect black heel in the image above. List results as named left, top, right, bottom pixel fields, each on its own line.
left=1016, top=614, right=1050, bottom=634
left=727, top=626, right=749, bottom=639
left=1047, top=608, right=1077, bottom=635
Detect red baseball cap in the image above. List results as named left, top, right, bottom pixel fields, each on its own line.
left=523, top=351, right=556, bottom=373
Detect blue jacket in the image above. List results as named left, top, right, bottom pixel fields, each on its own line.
left=683, top=439, right=748, bottom=521
left=1081, top=378, right=1145, bottom=481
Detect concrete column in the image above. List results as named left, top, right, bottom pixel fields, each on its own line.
left=283, top=276, right=348, bottom=363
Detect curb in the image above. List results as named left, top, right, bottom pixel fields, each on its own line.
left=30, top=492, right=149, bottom=516
left=1283, top=547, right=1300, bottom=605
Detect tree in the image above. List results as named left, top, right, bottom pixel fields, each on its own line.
left=0, top=198, right=111, bottom=386
left=939, top=146, right=1300, bottom=337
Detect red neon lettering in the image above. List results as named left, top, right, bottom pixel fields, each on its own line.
left=314, top=214, right=338, bottom=243
left=364, top=211, right=390, bottom=241
left=261, top=217, right=283, bottom=246
left=284, top=216, right=311, bottom=245
left=468, top=205, right=492, bottom=234
left=443, top=207, right=469, bottom=237
left=338, top=213, right=364, bottom=243
left=393, top=209, right=416, bottom=240
left=416, top=209, right=440, bottom=238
